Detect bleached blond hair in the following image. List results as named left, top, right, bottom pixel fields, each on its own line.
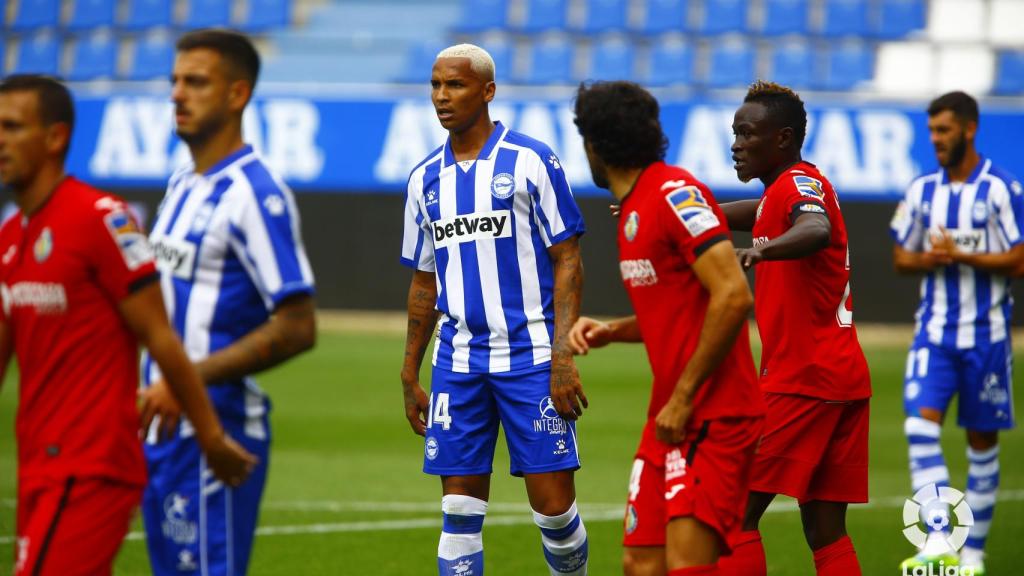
left=436, top=44, right=496, bottom=81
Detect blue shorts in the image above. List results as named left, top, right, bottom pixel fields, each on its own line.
left=423, top=363, right=581, bottom=477
left=903, top=335, right=1015, bottom=431
left=142, top=417, right=270, bottom=576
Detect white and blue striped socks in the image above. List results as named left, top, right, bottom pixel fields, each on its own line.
left=906, top=417, right=950, bottom=492
left=438, top=495, right=487, bottom=576
left=533, top=501, right=588, bottom=575
left=962, top=445, right=1000, bottom=565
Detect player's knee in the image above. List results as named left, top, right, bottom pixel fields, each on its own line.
left=912, top=408, right=944, bottom=424
left=966, top=430, right=998, bottom=450
left=622, top=548, right=663, bottom=576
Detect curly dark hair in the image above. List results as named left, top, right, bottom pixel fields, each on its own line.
left=573, top=81, right=668, bottom=169
left=744, top=80, right=807, bottom=149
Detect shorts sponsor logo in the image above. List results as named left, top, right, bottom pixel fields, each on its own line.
left=490, top=173, right=515, bottom=199
left=665, top=449, right=687, bottom=482
left=432, top=210, right=511, bottom=249
left=624, top=211, right=639, bottom=242
left=665, top=185, right=719, bottom=237
left=425, top=436, right=439, bottom=460
left=104, top=210, right=154, bottom=270
left=0, top=282, right=67, bottom=315
left=553, top=437, right=570, bottom=456
left=162, top=493, right=197, bottom=545
left=624, top=504, right=638, bottom=535
left=901, top=483, right=974, bottom=569
left=620, top=259, right=658, bottom=287
left=979, top=373, right=1008, bottom=406
left=33, top=227, right=53, bottom=263
left=152, top=238, right=197, bottom=280
left=535, top=396, right=567, bottom=435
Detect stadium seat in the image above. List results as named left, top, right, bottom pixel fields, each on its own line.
left=395, top=41, right=446, bottom=84
left=125, top=34, right=175, bottom=80
left=770, top=39, right=813, bottom=89
left=706, top=36, right=754, bottom=88
left=760, top=0, right=808, bottom=36
left=928, top=0, right=985, bottom=42
left=638, top=0, right=689, bottom=35
left=873, top=42, right=933, bottom=94
left=68, top=32, right=117, bottom=81
left=935, top=45, right=993, bottom=96
left=820, top=40, right=873, bottom=90
left=518, top=35, right=573, bottom=84
left=452, top=0, right=509, bottom=33
left=821, top=0, right=868, bottom=37
left=66, top=0, right=117, bottom=30
left=577, top=0, right=629, bottom=34
left=520, top=0, right=568, bottom=33
left=13, top=33, right=60, bottom=76
left=123, top=0, right=174, bottom=30
left=993, top=51, right=1024, bottom=94
left=989, top=0, right=1024, bottom=47
left=183, top=0, right=232, bottom=29
left=584, top=36, right=634, bottom=81
left=874, top=0, right=925, bottom=39
left=240, top=0, right=292, bottom=31
left=479, top=38, right=513, bottom=81
left=645, top=35, right=693, bottom=86
left=699, top=0, right=750, bottom=35
left=9, top=0, right=60, bottom=30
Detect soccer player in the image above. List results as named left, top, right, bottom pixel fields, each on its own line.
left=890, top=91, right=1023, bottom=575
left=138, top=30, right=317, bottom=576
left=400, top=44, right=589, bottom=576
left=569, top=81, right=765, bottom=576
left=715, top=81, right=871, bottom=576
left=0, top=75, right=256, bottom=576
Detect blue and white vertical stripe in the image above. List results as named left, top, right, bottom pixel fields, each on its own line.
left=964, top=445, right=1000, bottom=554
left=401, top=122, right=585, bottom=374
left=890, top=158, right=1024, bottom=349
left=905, top=417, right=950, bottom=492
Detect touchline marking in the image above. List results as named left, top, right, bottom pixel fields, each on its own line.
left=0, top=490, right=1022, bottom=545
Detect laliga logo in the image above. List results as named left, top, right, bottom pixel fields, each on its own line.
left=902, top=483, right=975, bottom=575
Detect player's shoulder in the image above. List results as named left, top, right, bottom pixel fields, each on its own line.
left=772, top=162, right=830, bottom=201
left=409, top=144, right=445, bottom=181
left=62, top=177, right=130, bottom=215
left=983, top=161, right=1023, bottom=197
left=228, top=151, right=294, bottom=204
left=501, top=129, right=558, bottom=165
left=905, top=168, right=942, bottom=196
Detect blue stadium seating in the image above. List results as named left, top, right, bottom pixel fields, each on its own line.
left=638, top=0, right=689, bottom=35
left=396, top=41, right=446, bottom=84
left=770, top=39, right=813, bottom=88
left=585, top=36, right=634, bottom=81
left=126, top=35, right=175, bottom=80
left=10, top=0, right=60, bottom=30
left=820, top=40, right=872, bottom=90
left=241, top=0, right=292, bottom=31
left=577, top=0, right=629, bottom=34
left=453, top=0, right=510, bottom=33
left=68, top=32, right=117, bottom=81
left=993, top=51, right=1024, bottom=95
left=761, top=0, right=808, bottom=36
left=874, top=0, right=925, bottom=39
left=67, top=0, right=117, bottom=30
left=645, top=36, right=693, bottom=85
left=13, top=33, right=60, bottom=75
left=706, top=37, right=754, bottom=88
left=520, top=0, right=569, bottom=33
left=479, top=39, right=513, bottom=81
left=123, top=0, right=175, bottom=30
left=699, top=0, right=749, bottom=35
left=518, top=35, right=573, bottom=84
left=183, top=0, right=233, bottom=29
left=822, top=0, right=869, bottom=37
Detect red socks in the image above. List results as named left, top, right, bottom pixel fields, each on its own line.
left=718, top=530, right=766, bottom=576
left=668, top=565, right=718, bottom=576
left=813, top=535, right=861, bottom=576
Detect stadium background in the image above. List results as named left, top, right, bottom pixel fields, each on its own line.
left=1, top=0, right=1023, bottom=574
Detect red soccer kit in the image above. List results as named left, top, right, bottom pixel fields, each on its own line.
left=616, top=162, right=765, bottom=548
left=749, top=161, right=872, bottom=504
left=0, top=177, right=157, bottom=575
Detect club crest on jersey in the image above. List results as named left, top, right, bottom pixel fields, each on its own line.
left=972, top=200, right=988, bottom=223
left=191, top=202, right=215, bottom=234
left=624, top=211, right=640, bottom=241
left=33, top=228, right=53, bottom=262
left=793, top=175, right=824, bottom=199
left=665, top=186, right=719, bottom=237
left=490, top=172, right=515, bottom=199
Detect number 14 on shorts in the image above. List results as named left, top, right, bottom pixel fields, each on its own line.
left=428, top=392, right=452, bottom=430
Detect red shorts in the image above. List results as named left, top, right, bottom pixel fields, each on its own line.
left=16, top=477, right=142, bottom=576
left=623, top=417, right=763, bottom=550
left=750, top=393, right=869, bottom=504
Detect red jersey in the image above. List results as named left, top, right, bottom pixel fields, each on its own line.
left=751, top=162, right=871, bottom=401
left=0, top=177, right=157, bottom=487
left=618, top=162, right=765, bottom=461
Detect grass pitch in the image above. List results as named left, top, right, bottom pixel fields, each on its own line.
left=0, top=328, right=1021, bottom=575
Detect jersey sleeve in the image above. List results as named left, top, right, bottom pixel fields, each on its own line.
left=660, top=182, right=730, bottom=264
left=88, top=197, right=159, bottom=301
left=890, top=181, right=925, bottom=250
left=400, top=173, right=436, bottom=272
left=528, top=149, right=585, bottom=247
left=992, top=176, right=1024, bottom=248
left=778, top=173, right=831, bottom=225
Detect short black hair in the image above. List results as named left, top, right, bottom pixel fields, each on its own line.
left=0, top=74, right=75, bottom=158
left=928, top=91, right=979, bottom=125
left=177, top=29, right=261, bottom=87
left=744, top=80, right=807, bottom=149
left=573, top=81, right=668, bottom=169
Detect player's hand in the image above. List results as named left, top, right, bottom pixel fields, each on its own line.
left=610, top=204, right=621, bottom=218
left=550, top=355, right=588, bottom=421
left=569, top=317, right=613, bottom=355
left=201, top=433, right=258, bottom=488
left=655, top=396, right=693, bottom=445
left=139, top=379, right=182, bottom=442
left=402, top=379, right=430, bottom=436
left=926, top=227, right=957, bottom=266
left=735, top=247, right=765, bottom=269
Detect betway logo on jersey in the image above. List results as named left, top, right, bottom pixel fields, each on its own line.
left=620, top=259, right=658, bottom=287
left=152, top=238, right=197, bottom=279
left=937, top=229, right=986, bottom=253
left=0, top=282, right=68, bottom=315
left=432, top=210, right=511, bottom=249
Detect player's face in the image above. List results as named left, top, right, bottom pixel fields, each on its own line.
left=430, top=57, right=495, bottom=133
left=0, top=91, right=51, bottom=190
left=731, top=102, right=778, bottom=183
left=928, top=110, right=974, bottom=169
left=583, top=140, right=610, bottom=190
left=171, top=48, right=245, bottom=145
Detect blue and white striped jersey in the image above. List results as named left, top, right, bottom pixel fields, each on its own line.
left=144, top=145, right=315, bottom=438
left=401, top=122, right=585, bottom=374
left=891, top=157, right=1024, bottom=349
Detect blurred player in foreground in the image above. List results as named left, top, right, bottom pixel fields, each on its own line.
left=570, top=81, right=765, bottom=576
left=0, top=74, right=255, bottom=576
left=400, top=44, right=589, bottom=576
left=716, top=81, right=871, bottom=576
left=139, top=30, right=317, bottom=575
left=891, top=91, right=1023, bottom=575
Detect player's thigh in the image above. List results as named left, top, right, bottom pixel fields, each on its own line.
left=623, top=545, right=665, bottom=576
left=904, top=340, right=959, bottom=418
left=665, top=516, right=721, bottom=569
left=804, top=399, right=869, bottom=505
left=957, top=339, right=1015, bottom=430
left=423, top=367, right=499, bottom=476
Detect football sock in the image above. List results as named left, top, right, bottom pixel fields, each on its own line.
left=812, top=535, right=861, bottom=576
left=533, top=500, right=588, bottom=575
left=962, top=445, right=999, bottom=562
left=667, top=565, right=718, bottom=576
left=438, top=495, right=487, bottom=576
left=717, top=529, right=766, bottom=576
left=905, top=416, right=952, bottom=548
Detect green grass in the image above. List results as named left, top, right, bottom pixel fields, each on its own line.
left=0, top=331, right=1021, bottom=575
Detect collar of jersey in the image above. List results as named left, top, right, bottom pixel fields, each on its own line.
left=442, top=121, right=506, bottom=168
left=941, top=155, right=988, bottom=186
left=201, top=144, right=255, bottom=178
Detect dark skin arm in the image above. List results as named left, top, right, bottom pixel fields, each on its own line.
left=736, top=212, right=831, bottom=268
left=547, top=236, right=589, bottom=421
left=400, top=270, right=439, bottom=436
left=568, top=315, right=642, bottom=354
left=892, top=244, right=951, bottom=274
left=719, top=199, right=760, bottom=231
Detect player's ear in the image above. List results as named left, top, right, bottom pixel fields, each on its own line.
left=963, top=119, right=978, bottom=142
left=227, top=79, right=252, bottom=113
left=45, top=121, right=71, bottom=159
left=483, top=80, right=496, bottom=104
left=777, top=126, right=794, bottom=151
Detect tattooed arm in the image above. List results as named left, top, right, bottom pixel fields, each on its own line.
left=400, top=270, right=439, bottom=436
left=547, top=236, right=589, bottom=421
